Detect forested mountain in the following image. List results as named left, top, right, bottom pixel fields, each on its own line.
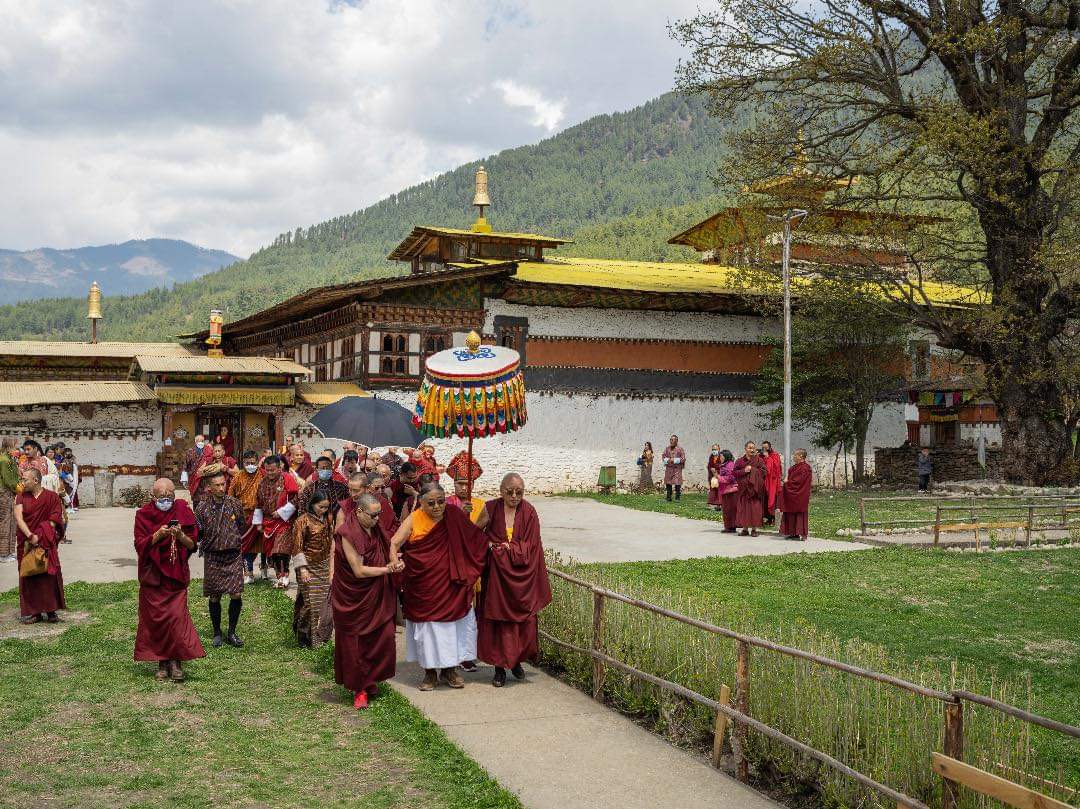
left=0, top=92, right=731, bottom=341
left=0, top=239, right=238, bottom=304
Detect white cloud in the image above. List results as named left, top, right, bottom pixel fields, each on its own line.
left=0, top=0, right=703, bottom=259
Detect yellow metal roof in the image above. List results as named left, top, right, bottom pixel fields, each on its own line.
left=296, top=382, right=370, bottom=405
left=0, top=381, right=155, bottom=407
left=513, top=256, right=981, bottom=304
left=418, top=225, right=569, bottom=242
left=0, top=341, right=196, bottom=359
left=133, top=355, right=310, bottom=376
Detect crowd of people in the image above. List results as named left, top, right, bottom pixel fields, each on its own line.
left=123, top=435, right=551, bottom=709
left=639, top=435, right=813, bottom=541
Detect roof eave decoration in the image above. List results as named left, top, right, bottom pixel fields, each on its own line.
left=387, top=226, right=571, bottom=261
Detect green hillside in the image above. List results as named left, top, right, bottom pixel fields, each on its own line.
left=0, top=92, right=731, bottom=341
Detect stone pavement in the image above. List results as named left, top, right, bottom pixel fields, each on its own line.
left=532, top=495, right=871, bottom=562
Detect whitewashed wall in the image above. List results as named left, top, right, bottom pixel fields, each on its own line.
left=483, top=299, right=781, bottom=342
left=0, top=403, right=161, bottom=506
left=372, top=389, right=905, bottom=494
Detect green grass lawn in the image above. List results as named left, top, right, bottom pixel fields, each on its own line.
left=559, top=547, right=1080, bottom=790
left=0, top=581, right=521, bottom=809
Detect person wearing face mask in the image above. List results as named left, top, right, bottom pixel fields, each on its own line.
left=291, top=491, right=336, bottom=647
left=475, top=474, right=551, bottom=688
left=229, top=450, right=265, bottom=585
left=297, top=456, right=349, bottom=519
left=195, top=472, right=248, bottom=648
left=257, top=455, right=299, bottom=588
left=707, top=444, right=724, bottom=511
left=181, top=435, right=213, bottom=504
left=133, top=479, right=203, bottom=681
left=388, top=482, right=489, bottom=692
left=339, top=449, right=360, bottom=479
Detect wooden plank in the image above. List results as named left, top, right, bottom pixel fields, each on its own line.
left=735, top=641, right=751, bottom=782
left=711, top=683, right=731, bottom=768
left=942, top=701, right=963, bottom=809
left=931, top=753, right=1073, bottom=809
left=591, top=589, right=605, bottom=701
left=934, top=507, right=941, bottom=546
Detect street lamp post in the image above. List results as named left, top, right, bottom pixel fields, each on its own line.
left=768, top=208, right=807, bottom=469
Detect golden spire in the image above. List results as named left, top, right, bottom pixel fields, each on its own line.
left=470, top=166, right=492, bottom=233
left=87, top=281, right=102, bottom=344
left=465, top=330, right=482, bottom=352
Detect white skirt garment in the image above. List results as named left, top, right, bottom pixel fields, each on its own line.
left=405, top=608, right=477, bottom=669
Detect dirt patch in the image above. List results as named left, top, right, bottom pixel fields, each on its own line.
left=108, top=557, right=138, bottom=568
left=0, top=609, right=92, bottom=641
left=993, top=634, right=1079, bottom=666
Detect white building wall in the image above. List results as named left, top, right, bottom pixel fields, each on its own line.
left=372, top=389, right=904, bottom=495
left=0, top=403, right=162, bottom=506
left=483, top=299, right=781, bottom=342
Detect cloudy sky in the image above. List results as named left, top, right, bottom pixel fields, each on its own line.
left=1, top=0, right=702, bottom=257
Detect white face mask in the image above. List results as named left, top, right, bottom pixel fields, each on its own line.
left=195, top=441, right=206, bottom=450
left=244, top=464, right=258, bottom=474
left=155, top=498, right=174, bottom=512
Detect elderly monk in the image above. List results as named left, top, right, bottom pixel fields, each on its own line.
left=761, top=441, right=783, bottom=526
left=359, top=472, right=399, bottom=538
left=733, top=441, right=766, bottom=537
left=389, top=482, right=489, bottom=691
left=15, top=468, right=66, bottom=623
left=196, top=471, right=248, bottom=647
left=298, top=455, right=349, bottom=516
left=779, top=449, right=813, bottom=541
left=134, top=479, right=203, bottom=681
left=333, top=492, right=402, bottom=709
left=476, top=474, right=552, bottom=688
left=661, top=434, right=686, bottom=502
left=258, top=454, right=299, bottom=588
left=230, top=449, right=265, bottom=584
left=289, top=443, right=314, bottom=481
left=181, top=435, right=213, bottom=503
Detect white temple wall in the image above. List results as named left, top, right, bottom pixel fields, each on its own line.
left=483, top=299, right=781, bottom=342
left=376, top=389, right=905, bottom=494
left=0, top=403, right=161, bottom=506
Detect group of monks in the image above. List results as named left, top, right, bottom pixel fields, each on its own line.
left=706, top=440, right=813, bottom=540
left=132, top=438, right=552, bottom=708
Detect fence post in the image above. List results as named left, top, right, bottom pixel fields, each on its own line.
left=859, top=498, right=866, bottom=536
left=1026, top=505, right=1034, bottom=547
left=973, top=517, right=980, bottom=553
left=735, top=640, right=751, bottom=782
left=969, top=496, right=976, bottom=523
left=942, top=699, right=964, bottom=809
left=712, top=683, right=731, bottom=769
left=591, top=589, right=605, bottom=701
left=934, top=506, right=942, bottom=546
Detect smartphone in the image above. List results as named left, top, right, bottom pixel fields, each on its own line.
left=167, top=519, right=180, bottom=527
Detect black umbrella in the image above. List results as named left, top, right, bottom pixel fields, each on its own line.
left=307, top=396, right=422, bottom=447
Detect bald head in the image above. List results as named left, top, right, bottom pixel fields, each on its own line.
left=500, top=473, right=524, bottom=490
left=152, top=478, right=176, bottom=498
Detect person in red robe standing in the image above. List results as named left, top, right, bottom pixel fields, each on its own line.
left=733, top=441, right=766, bottom=537
left=332, top=492, right=402, bottom=709
left=717, top=450, right=739, bottom=532
left=134, top=478, right=204, bottom=681
left=257, top=454, right=299, bottom=588
left=475, top=474, right=552, bottom=688
left=706, top=445, right=724, bottom=510
left=288, top=444, right=314, bottom=481
left=15, top=468, right=66, bottom=624
left=761, top=441, right=783, bottom=526
left=181, top=435, right=213, bottom=504
left=779, top=449, right=813, bottom=541
left=214, top=426, right=235, bottom=461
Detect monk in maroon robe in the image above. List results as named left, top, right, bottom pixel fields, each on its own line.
left=476, top=474, right=552, bottom=687
left=733, top=441, right=766, bottom=537
left=332, top=493, right=402, bottom=709
left=134, top=478, right=204, bottom=680
left=761, top=441, right=783, bottom=526
left=15, top=468, right=66, bottom=623
left=779, top=449, right=813, bottom=541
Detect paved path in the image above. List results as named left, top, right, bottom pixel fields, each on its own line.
left=389, top=640, right=779, bottom=809
left=532, top=496, right=872, bottom=562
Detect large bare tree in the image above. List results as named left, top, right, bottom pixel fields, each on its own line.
left=673, top=0, right=1079, bottom=485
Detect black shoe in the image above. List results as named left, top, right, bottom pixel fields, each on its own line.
left=492, top=667, right=506, bottom=688
left=226, top=633, right=244, bottom=648
left=510, top=664, right=525, bottom=680
left=212, top=634, right=223, bottom=648
left=460, top=659, right=478, bottom=673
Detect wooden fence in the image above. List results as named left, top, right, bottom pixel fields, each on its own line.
left=859, top=494, right=1080, bottom=538
left=542, top=567, right=1080, bottom=809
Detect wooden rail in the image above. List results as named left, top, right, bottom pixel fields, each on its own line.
left=543, top=566, right=1080, bottom=809
left=859, top=493, right=1080, bottom=536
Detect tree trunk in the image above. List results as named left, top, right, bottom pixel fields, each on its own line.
left=993, top=369, right=1074, bottom=485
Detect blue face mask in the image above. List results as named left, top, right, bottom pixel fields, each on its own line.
left=155, top=498, right=174, bottom=512
left=711, top=450, right=720, bottom=456
left=317, top=469, right=333, bottom=481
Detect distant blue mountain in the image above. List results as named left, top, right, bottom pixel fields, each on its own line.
left=0, top=238, right=241, bottom=302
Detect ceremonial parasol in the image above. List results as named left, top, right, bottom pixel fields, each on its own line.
left=413, top=330, right=526, bottom=499
left=308, top=395, right=422, bottom=448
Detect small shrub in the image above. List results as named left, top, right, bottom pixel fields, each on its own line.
left=117, top=484, right=152, bottom=509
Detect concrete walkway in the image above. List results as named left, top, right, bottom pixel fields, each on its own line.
left=389, top=640, right=779, bottom=809
left=533, top=496, right=871, bottom=562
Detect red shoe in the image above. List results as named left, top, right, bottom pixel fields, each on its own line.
left=353, top=691, right=369, bottom=710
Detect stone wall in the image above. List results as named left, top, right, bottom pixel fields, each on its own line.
left=0, top=403, right=162, bottom=506
left=873, top=445, right=1003, bottom=487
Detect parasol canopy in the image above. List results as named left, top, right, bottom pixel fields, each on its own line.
left=414, top=332, right=527, bottom=438
left=308, top=395, right=421, bottom=447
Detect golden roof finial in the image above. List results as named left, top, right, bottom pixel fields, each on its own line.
left=465, top=330, right=482, bottom=352
left=793, top=129, right=808, bottom=176
left=471, top=166, right=493, bottom=234
left=87, top=281, right=103, bottom=320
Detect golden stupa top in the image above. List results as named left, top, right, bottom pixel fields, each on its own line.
left=87, top=281, right=103, bottom=320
